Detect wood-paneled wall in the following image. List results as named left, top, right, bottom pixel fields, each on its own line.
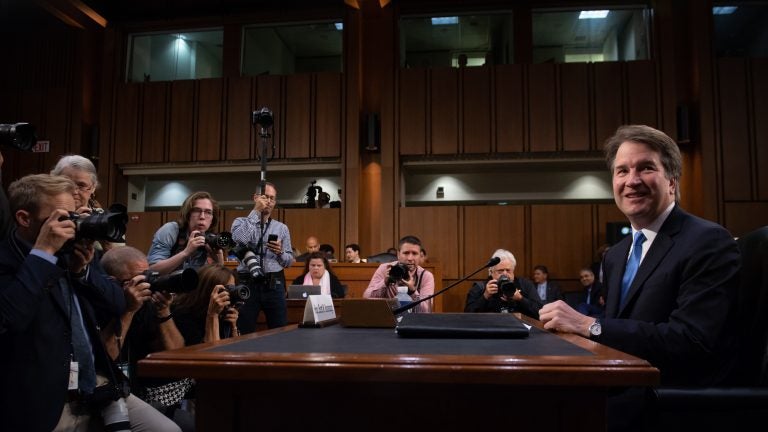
left=106, top=73, right=344, bottom=178
left=718, top=58, right=768, bottom=237
left=398, top=61, right=659, bottom=155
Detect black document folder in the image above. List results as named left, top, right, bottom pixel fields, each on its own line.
left=396, top=313, right=530, bottom=339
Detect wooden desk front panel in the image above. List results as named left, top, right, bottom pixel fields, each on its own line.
left=140, top=317, right=658, bottom=432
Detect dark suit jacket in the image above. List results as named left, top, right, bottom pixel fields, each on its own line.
left=292, top=272, right=345, bottom=298
left=464, top=277, right=541, bottom=319
left=600, top=205, right=740, bottom=386
left=584, top=281, right=604, bottom=305
left=537, top=281, right=564, bottom=304
left=0, top=231, right=127, bottom=432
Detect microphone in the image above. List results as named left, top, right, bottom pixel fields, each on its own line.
left=392, top=256, right=501, bottom=315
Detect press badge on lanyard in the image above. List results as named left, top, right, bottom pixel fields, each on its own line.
left=69, top=357, right=79, bottom=390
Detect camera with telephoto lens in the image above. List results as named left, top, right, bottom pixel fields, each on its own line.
left=196, top=231, right=235, bottom=250
left=85, top=383, right=130, bottom=432
left=252, top=107, right=274, bottom=128
left=232, top=243, right=264, bottom=282
left=387, top=262, right=411, bottom=285
left=142, top=268, right=199, bottom=294
left=102, top=397, right=130, bottom=432
left=0, top=122, right=37, bottom=151
left=58, top=203, right=128, bottom=243
left=496, top=274, right=520, bottom=298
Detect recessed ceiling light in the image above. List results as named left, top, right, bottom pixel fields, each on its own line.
left=431, top=16, right=459, bottom=25
left=712, top=6, right=738, bottom=15
left=579, top=10, right=609, bottom=19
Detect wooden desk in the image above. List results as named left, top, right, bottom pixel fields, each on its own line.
left=140, top=316, right=658, bottom=431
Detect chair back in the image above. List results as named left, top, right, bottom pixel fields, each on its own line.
left=366, top=252, right=397, bottom=263
left=733, top=226, right=768, bottom=385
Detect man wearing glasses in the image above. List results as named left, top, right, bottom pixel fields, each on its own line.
left=231, top=182, right=294, bottom=333
left=148, top=191, right=224, bottom=274
left=464, top=248, right=541, bottom=319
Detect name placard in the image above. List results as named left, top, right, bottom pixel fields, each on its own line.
left=302, top=294, right=336, bottom=325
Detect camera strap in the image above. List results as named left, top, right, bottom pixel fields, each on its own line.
left=256, top=218, right=272, bottom=258
left=169, top=222, right=187, bottom=257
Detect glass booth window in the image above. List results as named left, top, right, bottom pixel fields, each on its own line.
left=532, top=7, right=650, bottom=63
left=400, top=13, right=513, bottom=68
left=126, top=29, right=223, bottom=82
left=242, top=22, right=343, bottom=76
left=713, top=4, right=768, bottom=57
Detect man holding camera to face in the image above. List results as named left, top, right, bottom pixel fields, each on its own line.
left=231, top=182, right=294, bottom=333
left=0, top=174, right=136, bottom=431
left=464, top=249, right=541, bottom=319
left=147, top=191, right=224, bottom=275
left=99, top=246, right=189, bottom=431
left=363, top=235, right=435, bottom=313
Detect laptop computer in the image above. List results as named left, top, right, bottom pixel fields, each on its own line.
left=287, top=285, right=322, bottom=299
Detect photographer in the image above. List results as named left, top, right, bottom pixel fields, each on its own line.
left=172, top=263, right=241, bottom=344
left=0, top=174, right=133, bottom=431
left=147, top=191, right=224, bottom=275
left=363, top=235, right=435, bottom=313
left=230, top=182, right=294, bottom=332
left=464, top=249, right=541, bottom=319
left=99, top=246, right=189, bottom=431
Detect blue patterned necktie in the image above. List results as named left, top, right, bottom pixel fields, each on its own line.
left=620, top=231, right=646, bottom=305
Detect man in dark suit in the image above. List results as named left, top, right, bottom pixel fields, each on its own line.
left=0, top=174, right=173, bottom=431
left=539, top=125, right=740, bottom=431
left=531, top=264, right=564, bottom=305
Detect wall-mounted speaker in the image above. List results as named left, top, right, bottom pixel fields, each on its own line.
left=606, top=221, right=632, bottom=245
left=676, top=104, right=697, bottom=144
left=363, top=112, right=380, bottom=152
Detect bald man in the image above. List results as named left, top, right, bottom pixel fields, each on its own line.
left=295, top=235, right=320, bottom=262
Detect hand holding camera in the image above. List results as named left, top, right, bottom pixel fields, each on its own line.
left=185, top=230, right=208, bottom=256
left=66, top=239, right=96, bottom=274
left=34, top=208, right=77, bottom=255
left=208, top=284, right=232, bottom=317
left=496, top=275, right=522, bottom=301
left=123, top=273, right=152, bottom=313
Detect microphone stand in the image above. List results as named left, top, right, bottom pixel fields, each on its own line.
left=393, top=258, right=500, bottom=315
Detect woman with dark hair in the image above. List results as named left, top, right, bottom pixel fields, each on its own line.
left=292, top=251, right=345, bottom=298
left=148, top=191, right=224, bottom=275
left=172, top=264, right=241, bottom=343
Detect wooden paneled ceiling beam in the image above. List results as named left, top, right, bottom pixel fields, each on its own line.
left=34, top=0, right=107, bottom=30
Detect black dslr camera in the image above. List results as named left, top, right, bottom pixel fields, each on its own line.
left=196, top=231, right=235, bottom=250
left=252, top=107, right=274, bottom=128
left=59, top=204, right=128, bottom=243
left=142, top=268, right=199, bottom=294
left=496, top=274, right=520, bottom=298
left=0, top=122, right=37, bottom=151
left=387, top=262, right=411, bottom=285
left=224, top=284, right=251, bottom=302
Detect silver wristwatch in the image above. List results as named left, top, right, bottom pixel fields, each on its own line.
left=588, top=319, right=602, bottom=337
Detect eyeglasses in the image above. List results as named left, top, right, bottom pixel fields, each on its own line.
left=75, top=182, right=94, bottom=193
left=191, top=208, right=214, bottom=216
left=264, top=195, right=276, bottom=203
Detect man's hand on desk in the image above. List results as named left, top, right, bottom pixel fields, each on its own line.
left=538, top=300, right=594, bottom=338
